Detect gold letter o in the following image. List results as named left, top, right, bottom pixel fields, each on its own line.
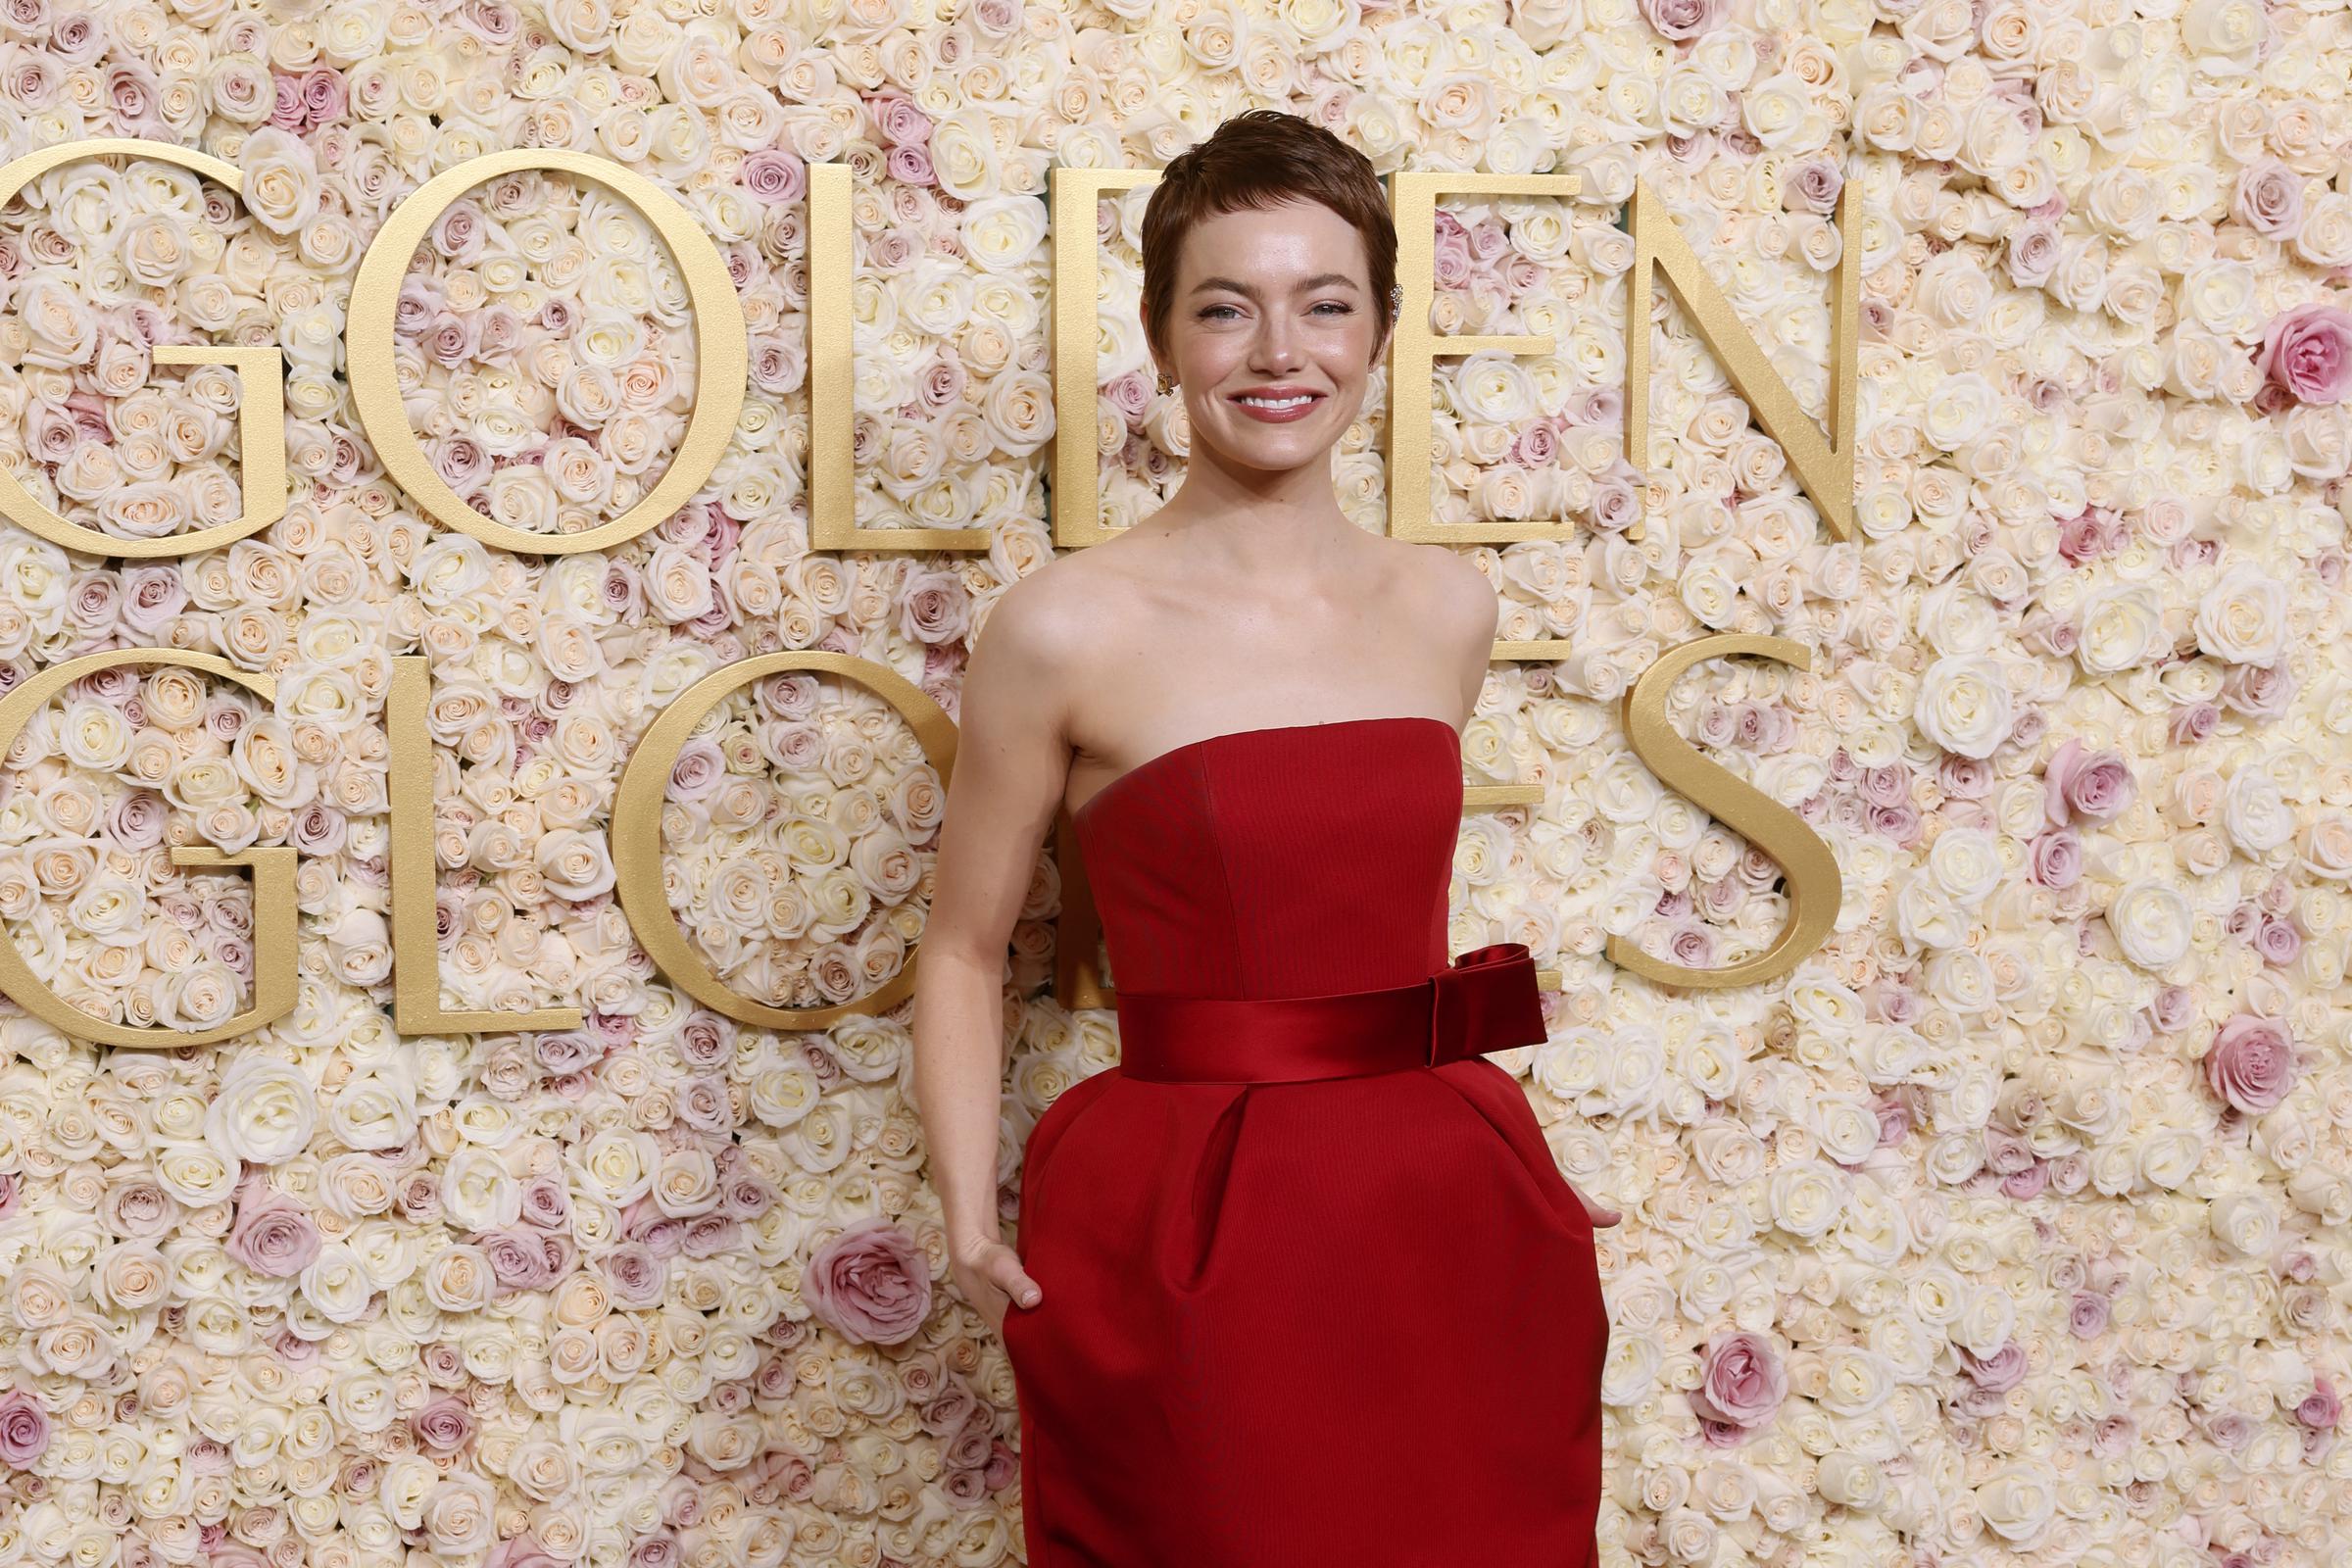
left=346, top=149, right=746, bottom=556
left=612, top=653, right=956, bottom=1029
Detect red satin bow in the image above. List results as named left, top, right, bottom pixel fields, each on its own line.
left=1427, top=941, right=1547, bottom=1067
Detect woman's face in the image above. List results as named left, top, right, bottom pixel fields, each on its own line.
left=1154, top=199, right=1386, bottom=473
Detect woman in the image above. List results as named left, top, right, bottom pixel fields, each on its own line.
left=913, top=110, right=1614, bottom=1565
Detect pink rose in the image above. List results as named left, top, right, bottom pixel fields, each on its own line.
left=0, top=1390, right=49, bottom=1467
left=1960, top=1341, right=2028, bottom=1393
left=2231, top=159, right=2305, bottom=240
left=2297, top=1378, right=2340, bottom=1431
left=2220, top=660, right=2295, bottom=719
left=2169, top=701, right=2220, bottom=747
left=2005, top=219, right=2061, bottom=289
left=268, top=72, right=305, bottom=129
left=2205, top=1013, right=2297, bottom=1113
left=299, top=66, right=345, bottom=122
left=487, top=1540, right=567, bottom=1568
left=225, top=1192, right=321, bottom=1279
left=2150, top=984, right=2198, bottom=1034
left=803, top=1217, right=932, bottom=1346
left=2256, top=303, right=2352, bottom=405
left=1784, top=158, right=1841, bottom=216
left=2028, top=827, right=2082, bottom=888
left=1689, top=1331, right=1786, bottom=1433
left=886, top=143, right=935, bottom=187
left=412, top=1394, right=473, bottom=1453
left=2255, top=914, right=2302, bottom=966
left=2042, top=738, right=2134, bottom=826
left=876, top=96, right=932, bottom=145
left=1640, top=0, right=1722, bottom=39
left=741, top=148, right=805, bottom=205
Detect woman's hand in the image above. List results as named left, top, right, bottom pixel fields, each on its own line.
left=1564, top=1180, right=1620, bottom=1227
left=953, top=1234, right=1043, bottom=1335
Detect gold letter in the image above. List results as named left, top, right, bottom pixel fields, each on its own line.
left=612, top=653, right=955, bottom=1028
left=348, top=150, right=747, bottom=556
left=1625, top=173, right=1860, bottom=542
left=0, top=651, right=293, bottom=1045
left=1387, top=171, right=1588, bottom=545
left=1048, top=167, right=1159, bottom=550
left=0, top=140, right=286, bottom=558
left=806, top=164, right=985, bottom=551
left=1611, top=634, right=1842, bottom=988
left=388, top=657, right=581, bottom=1034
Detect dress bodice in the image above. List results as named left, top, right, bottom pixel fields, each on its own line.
left=1071, top=715, right=1462, bottom=1001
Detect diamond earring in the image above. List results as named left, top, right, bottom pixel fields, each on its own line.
left=1390, top=284, right=1402, bottom=322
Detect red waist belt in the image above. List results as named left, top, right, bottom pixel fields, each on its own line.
left=1112, top=943, right=1547, bottom=1085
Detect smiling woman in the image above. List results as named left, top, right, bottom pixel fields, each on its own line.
left=915, top=108, right=1613, bottom=1568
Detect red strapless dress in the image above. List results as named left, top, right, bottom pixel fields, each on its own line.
left=1004, top=715, right=1608, bottom=1566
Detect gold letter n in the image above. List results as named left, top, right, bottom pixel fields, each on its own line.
left=1624, top=172, right=1862, bottom=542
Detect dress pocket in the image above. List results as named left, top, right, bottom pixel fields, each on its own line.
left=1428, top=1059, right=1594, bottom=1242
left=1016, top=1065, right=1123, bottom=1249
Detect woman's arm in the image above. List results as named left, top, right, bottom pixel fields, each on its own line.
left=913, top=572, right=1080, bottom=1328
left=1435, top=548, right=1620, bottom=1228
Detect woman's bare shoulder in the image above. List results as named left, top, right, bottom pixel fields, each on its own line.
left=1368, top=534, right=1496, bottom=628
left=974, top=534, right=1154, bottom=675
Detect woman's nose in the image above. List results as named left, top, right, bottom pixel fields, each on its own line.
left=1253, top=318, right=1303, bottom=369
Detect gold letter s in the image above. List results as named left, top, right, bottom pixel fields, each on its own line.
left=1611, top=634, right=1841, bottom=988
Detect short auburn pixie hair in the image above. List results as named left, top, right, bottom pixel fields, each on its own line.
left=1139, top=109, right=1399, bottom=371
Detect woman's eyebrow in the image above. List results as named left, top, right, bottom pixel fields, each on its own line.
left=1188, top=272, right=1361, bottom=299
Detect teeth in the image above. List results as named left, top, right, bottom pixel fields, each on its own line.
left=1239, top=395, right=1314, bottom=409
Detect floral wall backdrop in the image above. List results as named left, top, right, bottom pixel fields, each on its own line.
left=0, top=0, right=2347, bottom=1564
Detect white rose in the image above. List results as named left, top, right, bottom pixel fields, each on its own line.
left=2193, top=568, right=2286, bottom=663
left=1817, top=1450, right=1886, bottom=1510
left=1740, top=71, right=1817, bottom=150
left=2074, top=582, right=2164, bottom=675
left=1975, top=1465, right=2058, bottom=1545
left=440, top=1147, right=522, bottom=1232
left=423, top=1475, right=495, bottom=1553
left=1895, top=876, right=1968, bottom=951
left=2107, top=878, right=2192, bottom=970
left=536, top=828, right=618, bottom=901
left=2137, top=1128, right=2205, bottom=1191
left=2180, top=0, right=2266, bottom=69
left=1919, top=370, right=1998, bottom=450
left=298, top=1242, right=377, bottom=1323
left=377, top=1454, right=437, bottom=1530
left=1927, top=826, right=2002, bottom=903
left=1768, top=1160, right=1843, bottom=1238
left=957, top=194, right=1048, bottom=271
left=326, top=1070, right=418, bottom=1152
left=238, top=127, right=321, bottom=235
left=2222, top=765, right=2294, bottom=856
left=204, top=1056, right=318, bottom=1166
left=1914, top=655, right=2014, bottom=759
left=2207, top=1192, right=2278, bottom=1257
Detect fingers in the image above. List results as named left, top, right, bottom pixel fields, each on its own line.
left=987, top=1244, right=1042, bottom=1308
left=1566, top=1182, right=1622, bottom=1227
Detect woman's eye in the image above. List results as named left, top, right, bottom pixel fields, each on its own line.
left=1200, top=303, right=1353, bottom=320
